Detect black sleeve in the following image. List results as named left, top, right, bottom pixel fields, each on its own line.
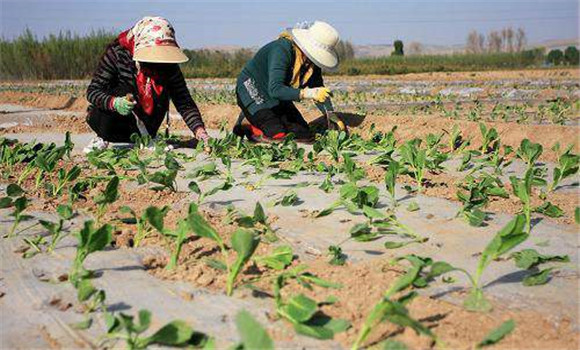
left=86, top=44, right=118, bottom=110
left=307, top=66, right=324, bottom=88
left=167, top=65, right=205, bottom=133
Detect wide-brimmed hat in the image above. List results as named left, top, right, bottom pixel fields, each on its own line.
left=291, top=21, right=340, bottom=70
left=130, top=16, right=189, bottom=64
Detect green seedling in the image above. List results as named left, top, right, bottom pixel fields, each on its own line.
left=273, top=265, right=342, bottom=309
left=456, top=172, right=509, bottom=226
left=367, top=209, right=427, bottom=248
left=188, top=179, right=233, bottom=205
left=105, top=309, right=210, bottom=350
left=39, top=204, right=74, bottom=253
left=515, top=139, right=543, bottom=170
left=253, top=245, right=293, bottom=270
left=328, top=245, right=347, bottom=265
left=533, top=201, right=564, bottom=218
left=477, top=320, right=515, bottom=348
left=342, top=154, right=366, bottom=184
left=46, top=165, right=81, bottom=197
left=511, top=248, right=569, bottom=286
left=273, top=190, right=299, bottom=207
left=234, top=310, right=274, bottom=350
left=398, top=140, right=427, bottom=192
left=352, top=255, right=436, bottom=350
left=1, top=184, right=33, bottom=237
left=425, top=215, right=528, bottom=312
left=187, top=162, right=219, bottom=181
left=188, top=203, right=259, bottom=296
left=70, top=220, right=113, bottom=287
left=384, top=160, right=400, bottom=207
left=314, top=130, right=352, bottom=162
left=447, top=124, right=471, bottom=153
left=510, top=169, right=545, bottom=234
left=119, top=205, right=169, bottom=247
left=479, top=123, right=499, bottom=153
left=148, top=169, right=178, bottom=192
left=94, top=176, right=120, bottom=224
left=317, top=183, right=380, bottom=217
left=277, top=293, right=350, bottom=340
left=548, top=144, right=579, bottom=192
left=21, top=234, right=46, bottom=259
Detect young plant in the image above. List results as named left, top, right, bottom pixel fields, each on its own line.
left=509, top=169, right=544, bottom=234
left=47, top=165, right=81, bottom=197
left=119, top=205, right=169, bottom=247
left=511, top=248, right=569, bottom=286
left=253, top=245, right=293, bottom=270
left=94, top=176, right=120, bottom=224
left=1, top=184, right=33, bottom=237
left=548, top=143, right=579, bottom=192
left=351, top=255, right=436, bottom=350
left=398, top=139, right=427, bottom=192
left=456, top=172, right=509, bottom=227
left=188, top=203, right=259, bottom=296
left=384, top=160, right=400, bottom=207
left=188, top=179, right=233, bottom=205
left=479, top=123, right=499, bottom=153
left=70, top=220, right=113, bottom=286
left=235, top=310, right=274, bottom=350
left=515, top=139, right=543, bottom=170
left=317, top=183, right=380, bottom=218
left=105, top=309, right=210, bottom=349
left=39, top=204, right=74, bottom=253
left=425, top=215, right=528, bottom=312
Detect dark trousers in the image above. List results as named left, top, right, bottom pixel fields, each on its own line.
left=236, top=94, right=311, bottom=139
left=86, top=108, right=145, bottom=143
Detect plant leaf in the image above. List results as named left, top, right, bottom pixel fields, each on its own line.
left=235, top=310, right=274, bottom=350
left=145, top=320, right=194, bottom=347
left=477, top=319, right=515, bottom=348
left=523, top=268, right=554, bottom=286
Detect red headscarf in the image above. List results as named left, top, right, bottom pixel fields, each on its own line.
left=118, top=30, right=164, bottom=116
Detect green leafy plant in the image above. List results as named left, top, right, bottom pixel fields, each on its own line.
left=234, top=310, right=274, bottom=350
left=510, top=169, right=545, bottom=234
left=479, top=123, right=499, bottom=153
left=351, top=255, right=436, bottom=350
left=253, top=245, right=293, bottom=270
left=384, top=160, right=400, bottom=207
left=274, top=190, right=299, bottom=207
left=1, top=184, right=33, bottom=237
left=398, top=140, right=427, bottom=192
left=328, top=245, right=347, bottom=265
left=39, top=204, right=74, bottom=252
left=188, top=203, right=259, bottom=296
left=515, top=139, right=543, bottom=170
left=548, top=143, right=579, bottom=192
left=476, top=320, right=515, bottom=348
left=94, top=176, right=120, bottom=224
left=105, top=309, right=210, bottom=349
left=119, top=205, right=169, bottom=247
left=456, top=172, right=509, bottom=226
left=510, top=248, right=569, bottom=286
left=317, top=183, right=380, bottom=217
left=425, top=215, right=528, bottom=312
left=70, top=220, right=113, bottom=286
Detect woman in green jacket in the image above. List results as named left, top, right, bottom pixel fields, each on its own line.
left=235, top=21, right=340, bottom=142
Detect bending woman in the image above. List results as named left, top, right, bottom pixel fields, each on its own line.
left=235, top=21, right=340, bottom=142
left=84, top=16, right=209, bottom=152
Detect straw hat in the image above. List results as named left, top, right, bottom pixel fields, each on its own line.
left=131, top=16, right=189, bottom=64
left=291, top=21, right=340, bottom=70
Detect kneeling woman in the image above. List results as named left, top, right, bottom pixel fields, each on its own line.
left=235, top=21, right=340, bottom=142
left=84, top=16, right=209, bottom=152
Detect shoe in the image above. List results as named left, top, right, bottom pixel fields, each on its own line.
left=83, top=137, right=109, bottom=154
left=248, top=125, right=286, bottom=143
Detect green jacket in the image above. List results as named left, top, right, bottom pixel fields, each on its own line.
left=236, top=38, right=324, bottom=115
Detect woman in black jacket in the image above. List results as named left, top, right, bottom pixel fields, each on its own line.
left=84, top=16, right=209, bottom=152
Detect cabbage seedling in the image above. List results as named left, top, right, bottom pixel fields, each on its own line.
left=105, top=309, right=208, bottom=349
left=479, top=123, right=499, bottom=153
left=40, top=204, right=74, bottom=253
left=515, top=139, right=543, bottom=170
left=398, top=140, right=427, bottom=192
left=70, top=220, right=112, bottom=288
left=1, top=184, right=33, bottom=237
left=384, top=160, right=400, bottom=207
left=94, top=176, right=120, bottom=224
left=48, top=165, right=81, bottom=196
left=509, top=169, right=544, bottom=234
left=187, top=203, right=259, bottom=295
left=119, top=205, right=169, bottom=247
left=548, top=144, right=579, bottom=192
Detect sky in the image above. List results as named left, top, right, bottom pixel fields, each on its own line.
left=1, top=0, right=578, bottom=48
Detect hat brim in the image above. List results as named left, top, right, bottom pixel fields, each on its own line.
left=133, top=45, right=189, bottom=64
left=291, top=29, right=339, bottom=71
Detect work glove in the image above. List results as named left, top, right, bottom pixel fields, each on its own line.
left=301, top=87, right=331, bottom=103
left=113, top=96, right=136, bottom=116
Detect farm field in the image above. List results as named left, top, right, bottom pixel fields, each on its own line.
left=0, top=68, right=579, bottom=349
